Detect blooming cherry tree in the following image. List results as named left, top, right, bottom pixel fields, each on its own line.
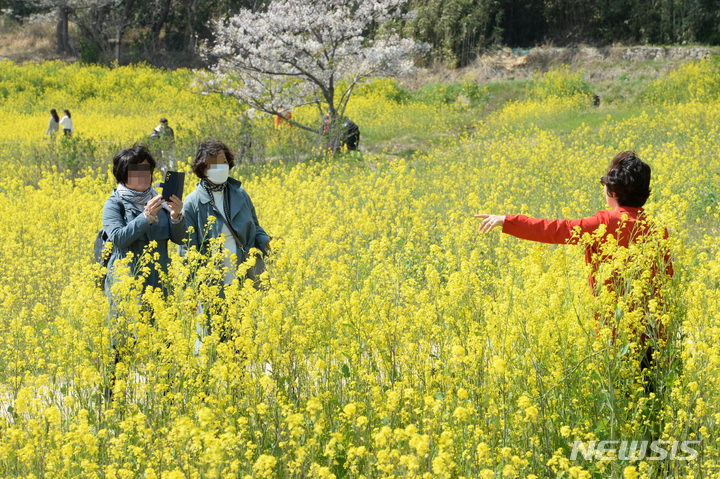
left=195, top=0, right=428, bottom=136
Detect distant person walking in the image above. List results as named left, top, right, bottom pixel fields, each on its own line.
left=150, top=118, right=175, bottom=141
left=45, top=109, right=60, bottom=138
left=150, top=118, right=176, bottom=171
left=274, top=107, right=292, bottom=128
left=59, top=109, right=74, bottom=137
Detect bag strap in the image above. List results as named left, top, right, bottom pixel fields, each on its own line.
left=208, top=196, right=247, bottom=257
left=116, top=195, right=126, bottom=220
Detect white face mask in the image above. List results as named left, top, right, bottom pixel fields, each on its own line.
left=206, top=164, right=229, bottom=184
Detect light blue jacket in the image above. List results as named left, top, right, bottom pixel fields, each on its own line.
left=102, top=189, right=187, bottom=298
left=180, top=178, right=270, bottom=258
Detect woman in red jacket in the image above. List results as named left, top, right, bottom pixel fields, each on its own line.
left=475, top=151, right=673, bottom=384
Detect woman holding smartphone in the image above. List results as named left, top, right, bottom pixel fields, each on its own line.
left=102, top=145, right=186, bottom=340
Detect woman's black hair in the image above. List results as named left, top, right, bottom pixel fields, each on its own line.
left=191, top=139, right=235, bottom=178
left=112, top=144, right=156, bottom=185
left=63, top=109, right=71, bottom=119
left=50, top=109, right=60, bottom=123
left=604, top=151, right=651, bottom=207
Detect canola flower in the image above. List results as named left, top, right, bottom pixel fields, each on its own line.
left=0, top=61, right=719, bottom=477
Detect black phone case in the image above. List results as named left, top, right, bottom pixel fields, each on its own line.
left=160, top=171, right=185, bottom=200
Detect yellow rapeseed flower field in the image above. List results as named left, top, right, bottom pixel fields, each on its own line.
left=0, top=59, right=719, bottom=478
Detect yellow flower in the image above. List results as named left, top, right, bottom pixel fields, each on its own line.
left=623, top=466, right=639, bottom=479
left=0, top=61, right=715, bottom=479
left=457, top=388, right=468, bottom=400
left=343, top=402, right=357, bottom=418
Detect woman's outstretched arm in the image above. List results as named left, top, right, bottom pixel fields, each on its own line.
left=475, top=211, right=610, bottom=245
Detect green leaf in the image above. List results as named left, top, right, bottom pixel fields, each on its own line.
left=594, top=418, right=609, bottom=435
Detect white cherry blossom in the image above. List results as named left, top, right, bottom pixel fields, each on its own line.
left=194, top=0, right=430, bottom=134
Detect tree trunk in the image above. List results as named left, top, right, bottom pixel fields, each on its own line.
left=115, top=26, right=121, bottom=64
left=186, top=0, right=199, bottom=51
left=151, top=0, right=172, bottom=45
left=114, top=0, right=138, bottom=64
left=56, top=6, right=71, bottom=55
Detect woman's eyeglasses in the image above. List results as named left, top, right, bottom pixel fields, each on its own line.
left=600, top=176, right=607, bottom=186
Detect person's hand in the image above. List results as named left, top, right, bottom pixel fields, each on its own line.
left=267, top=236, right=284, bottom=253
left=144, top=195, right=164, bottom=217
left=167, top=194, right=184, bottom=219
left=474, top=214, right=505, bottom=233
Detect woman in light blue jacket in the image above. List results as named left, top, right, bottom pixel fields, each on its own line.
left=102, top=145, right=186, bottom=340
left=181, top=140, right=273, bottom=342
left=182, top=140, right=271, bottom=281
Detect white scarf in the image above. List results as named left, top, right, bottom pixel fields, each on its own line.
left=117, top=184, right=171, bottom=212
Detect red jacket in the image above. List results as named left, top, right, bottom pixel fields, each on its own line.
left=502, top=206, right=673, bottom=344
left=274, top=111, right=292, bottom=128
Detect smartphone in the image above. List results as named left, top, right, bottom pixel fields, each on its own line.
left=157, top=171, right=185, bottom=201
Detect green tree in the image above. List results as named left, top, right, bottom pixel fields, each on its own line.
left=404, top=0, right=503, bottom=67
